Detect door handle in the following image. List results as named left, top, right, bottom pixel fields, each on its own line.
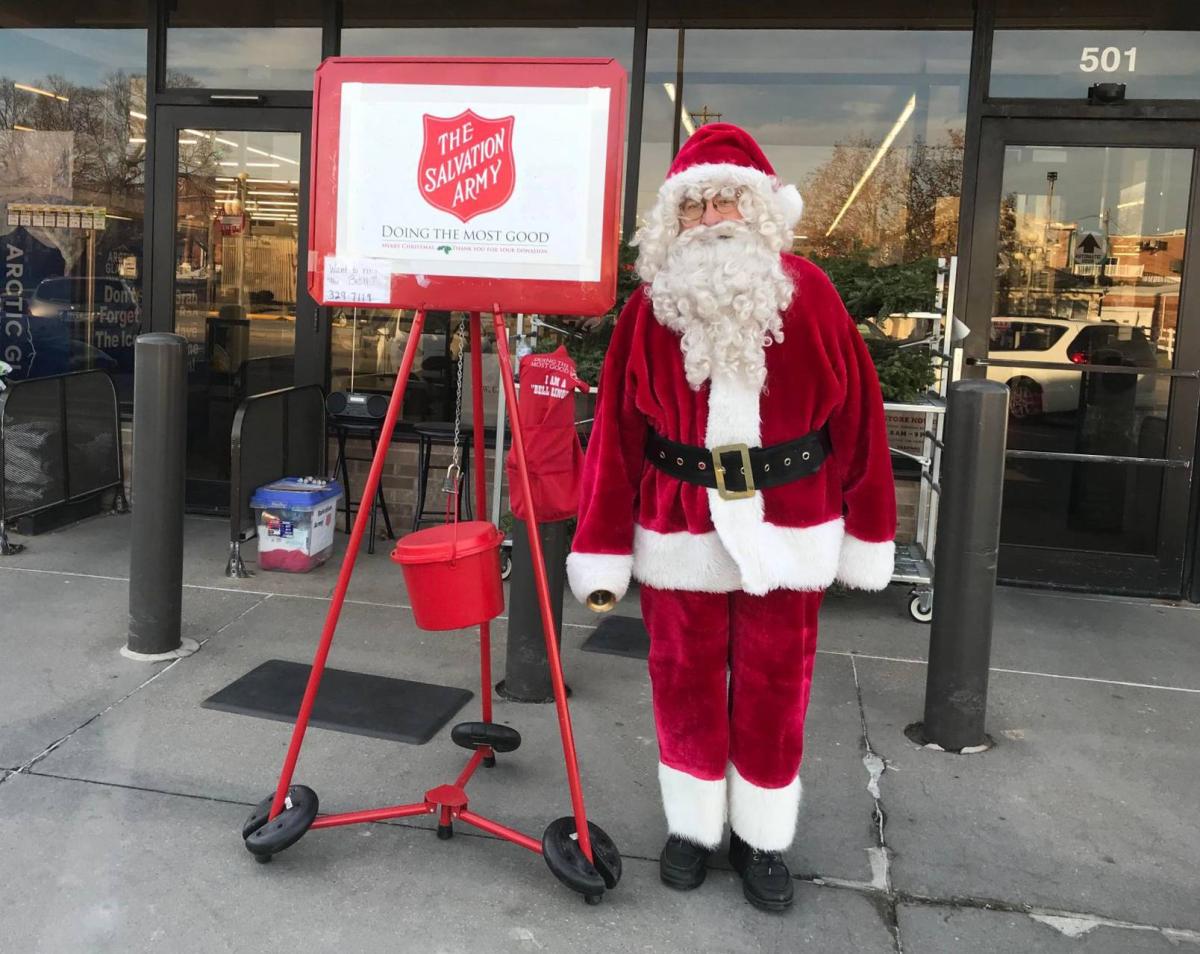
left=208, top=94, right=264, bottom=104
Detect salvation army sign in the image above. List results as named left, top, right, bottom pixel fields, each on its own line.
left=419, top=111, right=515, bottom=222
left=309, top=58, right=627, bottom=315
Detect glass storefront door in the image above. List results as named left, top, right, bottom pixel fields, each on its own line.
left=966, top=120, right=1200, bottom=596
left=151, top=107, right=318, bottom=511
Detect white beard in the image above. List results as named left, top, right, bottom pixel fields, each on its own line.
left=647, top=220, right=793, bottom=391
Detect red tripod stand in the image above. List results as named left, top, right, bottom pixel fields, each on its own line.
left=242, top=308, right=620, bottom=904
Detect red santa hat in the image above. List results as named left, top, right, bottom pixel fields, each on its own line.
left=659, top=123, right=804, bottom=231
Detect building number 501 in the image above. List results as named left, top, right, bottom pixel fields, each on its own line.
left=1080, top=46, right=1137, bottom=73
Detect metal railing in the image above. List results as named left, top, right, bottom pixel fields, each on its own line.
left=0, top=369, right=127, bottom=554
left=226, top=383, right=326, bottom=577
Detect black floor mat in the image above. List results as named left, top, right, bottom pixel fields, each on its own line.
left=579, top=615, right=649, bottom=660
left=201, top=659, right=473, bottom=744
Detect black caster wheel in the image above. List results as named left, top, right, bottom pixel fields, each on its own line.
left=541, top=817, right=622, bottom=900
left=500, top=550, right=513, bottom=581
left=242, top=785, right=319, bottom=859
left=254, top=853, right=273, bottom=864
left=482, top=755, right=497, bottom=769
left=437, top=824, right=454, bottom=840
left=908, top=589, right=933, bottom=624
left=451, top=721, right=521, bottom=754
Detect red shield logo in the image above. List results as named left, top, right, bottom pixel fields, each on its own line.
left=418, top=110, right=516, bottom=223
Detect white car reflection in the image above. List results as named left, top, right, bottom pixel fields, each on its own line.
left=987, top=317, right=1159, bottom=419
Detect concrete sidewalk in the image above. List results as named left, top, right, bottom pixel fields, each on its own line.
left=1, top=512, right=1198, bottom=953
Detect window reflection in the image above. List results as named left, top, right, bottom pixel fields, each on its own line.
left=0, top=17, right=146, bottom=408
left=989, top=145, right=1190, bottom=555
left=640, top=28, right=970, bottom=327
left=329, top=309, right=509, bottom=429
left=330, top=309, right=453, bottom=420
left=167, top=1, right=323, bottom=90
left=172, top=130, right=302, bottom=488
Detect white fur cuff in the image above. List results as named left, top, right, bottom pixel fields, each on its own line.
left=728, top=764, right=802, bottom=852
left=659, top=762, right=727, bottom=849
left=836, top=535, right=896, bottom=592
left=565, top=551, right=634, bottom=606
left=633, top=526, right=742, bottom=592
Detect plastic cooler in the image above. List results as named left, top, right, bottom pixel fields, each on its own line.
left=251, top=478, right=343, bottom=573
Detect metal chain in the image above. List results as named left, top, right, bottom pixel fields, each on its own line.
left=445, top=313, right=468, bottom=493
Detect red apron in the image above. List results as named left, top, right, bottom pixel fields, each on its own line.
left=506, top=346, right=589, bottom=522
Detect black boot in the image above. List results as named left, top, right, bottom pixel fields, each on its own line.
left=728, top=831, right=794, bottom=912
left=660, top=835, right=712, bottom=890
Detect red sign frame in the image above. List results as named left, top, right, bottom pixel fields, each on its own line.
left=308, top=57, right=627, bottom=316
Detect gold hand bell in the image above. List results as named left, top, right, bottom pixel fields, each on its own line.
left=586, top=589, right=617, bottom=613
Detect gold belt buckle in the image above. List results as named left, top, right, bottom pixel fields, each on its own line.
left=711, top=443, right=756, bottom=501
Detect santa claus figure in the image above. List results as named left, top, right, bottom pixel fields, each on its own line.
left=566, top=124, right=896, bottom=912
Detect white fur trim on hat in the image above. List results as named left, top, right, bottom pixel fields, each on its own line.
left=659, top=762, right=727, bottom=849
left=836, top=534, right=896, bottom=592
left=662, top=162, right=803, bottom=232
left=774, top=183, right=804, bottom=230
left=565, top=551, right=634, bottom=606
left=728, top=763, right=802, bottom=852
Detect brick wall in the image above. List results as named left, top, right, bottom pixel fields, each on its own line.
left=331, top=435, right=510, bottom=533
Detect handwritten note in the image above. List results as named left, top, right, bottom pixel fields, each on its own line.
left=324, top=256, right=392, bottom=304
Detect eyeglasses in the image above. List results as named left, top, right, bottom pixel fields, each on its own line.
left=678, top=190, right=743, bottom=224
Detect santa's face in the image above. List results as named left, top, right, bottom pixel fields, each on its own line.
left=643, top=182, right=793, bottom=391
left=677, top=189, right=745, bottom=231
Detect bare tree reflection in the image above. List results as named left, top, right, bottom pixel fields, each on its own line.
left=800, top=130, right=964, bottom=266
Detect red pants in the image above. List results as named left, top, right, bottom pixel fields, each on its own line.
left=640, top=585, right=823, bottom=851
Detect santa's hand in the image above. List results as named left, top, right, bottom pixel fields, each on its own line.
left=565, top=552, right=633, bottom=607
left=580, top=315, right=609, bottom=333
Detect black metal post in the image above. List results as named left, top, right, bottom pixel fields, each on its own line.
left=127, top=333, right=188, bottom=657
left=497, top=518, right=571, bottom=703
left=919, top=380, right=1008, bottom=751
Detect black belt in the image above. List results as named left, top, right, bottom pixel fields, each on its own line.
left=646, top=427, right=831, bottom=500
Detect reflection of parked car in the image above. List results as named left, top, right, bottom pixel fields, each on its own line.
left=29, top=276, right=141, bottom=371
left=988, top=317, right=1157, bottom=418
left=30, top=276, right=141, bottom=320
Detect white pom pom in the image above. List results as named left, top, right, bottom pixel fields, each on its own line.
left=774, top=184, right=805, bottom=230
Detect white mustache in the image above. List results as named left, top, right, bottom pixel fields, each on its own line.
left=676, top=219, right=750, bottom=244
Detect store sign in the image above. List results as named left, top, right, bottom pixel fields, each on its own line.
left=1079, top=46, right=1137, bottom=73
left=885, top=410, right=928, bottom=459
left=1, top=228, right=67, bottom=379
left=309, top=58, right=627, bottom=316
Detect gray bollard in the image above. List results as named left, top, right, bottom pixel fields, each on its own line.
left=125, top=334, right=195, bottom=660
left=496, top=519, right=570, bottom=702
left=916, top=380, right=1009, bottom=751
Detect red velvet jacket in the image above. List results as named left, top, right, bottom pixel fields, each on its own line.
left=566, top=253, right=896, bottom=602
